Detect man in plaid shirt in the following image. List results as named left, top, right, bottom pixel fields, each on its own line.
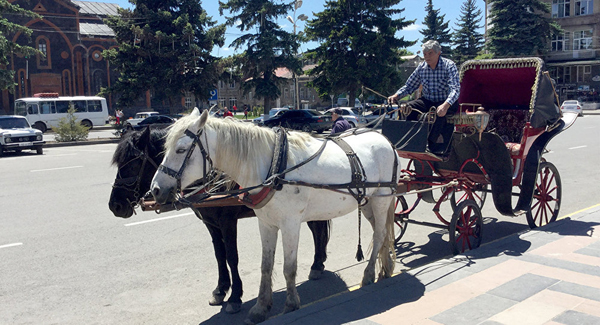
left=388, top=40, right=460, bottom=155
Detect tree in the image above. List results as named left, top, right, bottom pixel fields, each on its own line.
left=0, top=1, right=41, bottom=91
left=304, top=0, right=415, bottom=107
left=219, top=0, right=299, bottom=114
left=420, top=0, right=452, bottom=55
left=451, top=0, right=484, bottom=65
left=53, top=106, right=90, bottom=142
left=487, top=0, right=561, bottom=57
left=101, top=0, right=225, bottom=111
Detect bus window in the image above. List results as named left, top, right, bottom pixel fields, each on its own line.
left=40, top=101, right=56, bottom=114
left=88, top=100, right=103, bottom=112
left=15, top=101, right=27, bottom=116
left=72, top=100, right=87, bottom=112
left=27, top=104, right=39, bottom=115
left=56, top=100, right=70, bottom=113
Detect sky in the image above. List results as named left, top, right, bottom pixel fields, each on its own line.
left=96, top=0, right=486, bottom=57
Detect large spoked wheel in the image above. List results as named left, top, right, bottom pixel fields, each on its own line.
left=450, top=183, right=487, bottom=211
left=526, top=161, right=561, bottom=228
left=449, top=200, right=483, bottom=255
left=394, top=196, right=409, bottom=244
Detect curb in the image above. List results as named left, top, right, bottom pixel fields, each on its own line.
left=44, top=138, right=120, bottom=148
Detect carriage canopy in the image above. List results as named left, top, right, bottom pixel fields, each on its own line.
left=458, top=57, right=561, bottom=129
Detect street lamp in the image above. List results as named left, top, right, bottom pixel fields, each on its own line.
left=287, top=1, right=307, bottom=110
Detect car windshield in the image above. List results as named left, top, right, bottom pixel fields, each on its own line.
left=563, top=100, right=578, bottom=104
left=0, top=117, right=30, bottom=129
left=304, top=109, right=321, bottom=116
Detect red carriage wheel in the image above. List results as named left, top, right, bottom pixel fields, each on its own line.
left=394, top=196, right=409, bottom=244
left=449, top=200, right=483, bottom=255
left=450, top=183, right=487, bottom=211
left=526, top=161, right=562, bottom=228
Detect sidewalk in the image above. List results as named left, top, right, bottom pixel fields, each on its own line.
left=264, top=205, right=600, bottom=325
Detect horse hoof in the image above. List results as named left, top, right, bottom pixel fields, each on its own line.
left=246, top=305, right=268, bottom=324
left=225, top=302, right=242, bottom=314
left=283, top=304, right=300, bottom=314
left=209, top=294, right=226, bottom=306
left=308, top=269, right=323, bottom=280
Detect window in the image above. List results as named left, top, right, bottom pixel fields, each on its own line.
left=229, top=98, right=237, bottom=109
left=36, top=36, right=50, bottom=68
left=575, top=0, right=593, bottom=15
left=564, top=66, right=571, bottom=83
left=219, top=81, right=224, bottom=89
left=551, top=33, right=565, bottom=51
left=552, top=0, right=570, bottom=18
left=218, top=97, right=226, bottom=108
left=300, top=87, right=305, bottom=100
left=40, top=101, right=56, bottom=114
left=88, top=100, right=103, bottom=112
left=185, top=96, right=192, bottom=109
left=284, top=88, right=289, bottom=99
left=577, top=65, right=591, bottom=82
left=27, top=104, right=39, bottom=115
left=19, top=71, right=26, bottom=97
left=229, top=80, right=236, bottom=88
left=72, top=100, right=87, bottom=112
left=56, top=101, right=70, bottom=113
left=573, top=30, right=593, bottom=50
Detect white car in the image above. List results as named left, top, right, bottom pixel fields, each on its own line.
left=0, top=116, right=45, bottom=156
left=323, top=107, right=361, bottom=127
left=560, top=100, right=583, bottom=117
left=123, top=111, right=159, bottom=129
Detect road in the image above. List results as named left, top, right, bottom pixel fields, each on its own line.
left=0, top=115, right=598, bottom=324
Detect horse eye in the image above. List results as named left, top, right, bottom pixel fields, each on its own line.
left=176, top=148, right=186, bottom=154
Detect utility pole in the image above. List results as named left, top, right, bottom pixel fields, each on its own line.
left=287, top=1, right=307, bottom=110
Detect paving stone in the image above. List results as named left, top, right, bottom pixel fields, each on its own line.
left=552, top=310, right=600, bottom=325
left=549, top=281, right=600, bottom=302
left=429, top=293, right=516, bottom=325
left=486, top=273, right=559, bottom=302
left=575, top=246, right=600, bottom=258
left=519, top=254, right=600, bottom=277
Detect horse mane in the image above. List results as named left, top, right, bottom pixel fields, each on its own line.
left=165, top=113, right=314, bottom=180
left=111, top=128, right=168, bottom=166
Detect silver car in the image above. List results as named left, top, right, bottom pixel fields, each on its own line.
left=560, top=100, right=583, bottom=117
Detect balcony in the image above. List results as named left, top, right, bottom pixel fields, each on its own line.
left=545, top=49, right=599, bottom=62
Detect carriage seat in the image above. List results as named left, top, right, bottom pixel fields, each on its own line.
left=484, top=108, right=530, bottom=158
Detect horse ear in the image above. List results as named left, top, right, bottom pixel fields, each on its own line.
left=191, top=107, right=200, bottom=117
left=198, top=109, right=208, bottom=128
left=135, top=126, right=151, bottom=147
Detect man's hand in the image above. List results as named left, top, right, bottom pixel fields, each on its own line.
left=387, top=94, right=399, bottom=104
left=437, top=102, right=451, bottom=117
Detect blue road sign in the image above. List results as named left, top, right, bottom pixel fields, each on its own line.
left=209, top=89, right=218, bottom=101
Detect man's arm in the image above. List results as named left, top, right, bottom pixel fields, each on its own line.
left=436, top=61, right=461, bottom=117
left=388, top=66, right=421, bottom=103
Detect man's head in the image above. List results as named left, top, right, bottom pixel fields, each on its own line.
left=330, top=108, right=343, bottom=118
left=422, top=40, right=442, bottom=69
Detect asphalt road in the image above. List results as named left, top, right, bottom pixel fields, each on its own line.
left=0, top=115, right=598, bottom=324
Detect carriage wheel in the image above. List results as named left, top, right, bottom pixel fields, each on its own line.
left=449, top=200, right=483, bottom=255
left=450, top=183, right=487, bottom=212
left=394, top=196, right=409, bottom=244
left=526, top=161, right=561, bottom=228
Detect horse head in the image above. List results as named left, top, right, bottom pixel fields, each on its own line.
left=109, top=127, right=165, bottom=218
left=151, top=108, right=212, bottom=204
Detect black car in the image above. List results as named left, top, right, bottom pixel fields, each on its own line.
left=263, top=109, right=332, bottom=133
left=133, top=115, right=175, bottom=131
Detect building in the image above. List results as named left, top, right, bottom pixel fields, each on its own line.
left=2, top=0, right=120, bottom=114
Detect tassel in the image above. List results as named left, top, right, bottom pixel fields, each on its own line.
left=355, top=244, right=364, bottom=262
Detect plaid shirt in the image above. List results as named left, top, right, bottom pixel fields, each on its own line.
left=394, top=57, right=460, bottom=105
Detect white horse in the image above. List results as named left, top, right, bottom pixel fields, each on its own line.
left=151, top=108, right=399, bottom=324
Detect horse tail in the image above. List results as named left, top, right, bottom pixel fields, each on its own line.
left=377, top=198, right=396, bottom=278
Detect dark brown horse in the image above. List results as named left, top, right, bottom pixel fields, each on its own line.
left=108, top=127, right=330, bottom=314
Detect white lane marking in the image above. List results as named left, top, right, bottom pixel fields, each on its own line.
left=30, top=166, right=84, bottom=172
left=568, top=145, right=587, bottom=150
left=124, top=212, right=195, bottom=227
left=0, top=242, right=23, bottom=249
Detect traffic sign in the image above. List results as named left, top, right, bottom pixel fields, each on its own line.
left=209, top=89, right=218, bottom=101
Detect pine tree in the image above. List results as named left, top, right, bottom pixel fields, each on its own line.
left=487, top=0, right=561, bottom=57
left=420, top=0, right=452, bottom=56
left=53, top=105, right=90, bottom=142
left=219, top=0, right=300, bottom=113
left=0, top=1, right=41, bottom=91
left=304, top=0, right=415, bottom=106
left=101, top=0, right=225, bottom=111
left=451, top=0, right=484, bottom=64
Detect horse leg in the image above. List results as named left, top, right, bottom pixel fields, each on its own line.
left=193, top=208, right=230, bottom=306
left=307, top=220, right=330, bottom=280
left=359, top=198, right=396, bottom=287
left=221, top=211, right=243, bottom=314
left=280, top=220, right=301, bottom=313
left=246, top=220, right=278, bottom=325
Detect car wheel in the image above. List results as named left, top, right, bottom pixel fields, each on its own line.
left=301, top=124, right=312, bottom=133
left=0, top=147, right=3, bottom=157
left=349, top=121, right=356, bottom=128
left=125, top=123, right=133, bottom=131
left=36, top=146, right=43, bottom=155
left=81, top=120, right=93, bottom=129
left=33, top=122, right=47, bottom=133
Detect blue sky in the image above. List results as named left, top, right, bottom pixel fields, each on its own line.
left=98, top=0, right=486, bottom=57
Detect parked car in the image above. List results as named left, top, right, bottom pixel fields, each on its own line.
left=323, top=107, right=361, bottom=127
left=362, top=105, right=394, bottom=127
left=560, top=100, right=583, bottom=116
left=133, top=115, right=175, bottom=130
left=0, top=115, right=45, bottom=156
left=253, top=108, right=289, bottom=126
left=123, top=111, right=160, bottom=130
left=263, top=109, right=332, bottom=133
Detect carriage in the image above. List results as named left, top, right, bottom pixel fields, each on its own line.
left=383, top=57, right=576, bottom=254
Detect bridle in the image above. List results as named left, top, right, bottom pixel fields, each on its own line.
left=112, top=143, right=159, bottom=207
left=157, top=128, right=214, bottom=194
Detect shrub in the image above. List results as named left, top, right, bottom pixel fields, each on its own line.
left=53, top=105, right=90, bottom=142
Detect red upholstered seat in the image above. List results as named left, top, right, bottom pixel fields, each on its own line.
left=485, top=109, right=530, bottom=143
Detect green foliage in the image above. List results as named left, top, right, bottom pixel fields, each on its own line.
left=451, top=0, right=484, bottom=65
left=53, top=106, right=90, bottom=142
left=304, top=0, right=416, bottom=107
left=101, top=0, right=225, bottom=111
left=219, top=0, right=299, bottom=113
left=420, top=0, right=452, bottom=55
left=487, top=0, right=561, bottom=57
left=0, top=1, right=42, bottom=90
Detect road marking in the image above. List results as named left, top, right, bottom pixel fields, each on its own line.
left=568, top=145, right=587, bottom=150
left=30, top=166, right=83, bottom=172
left=0, top=242, right=23, bottom=249
left=124, top=212, right=195, bottom=226
left=559, top=203, right=600, bottom=221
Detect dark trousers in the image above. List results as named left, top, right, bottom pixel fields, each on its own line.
left=405, top=98, right=458, bottom=155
